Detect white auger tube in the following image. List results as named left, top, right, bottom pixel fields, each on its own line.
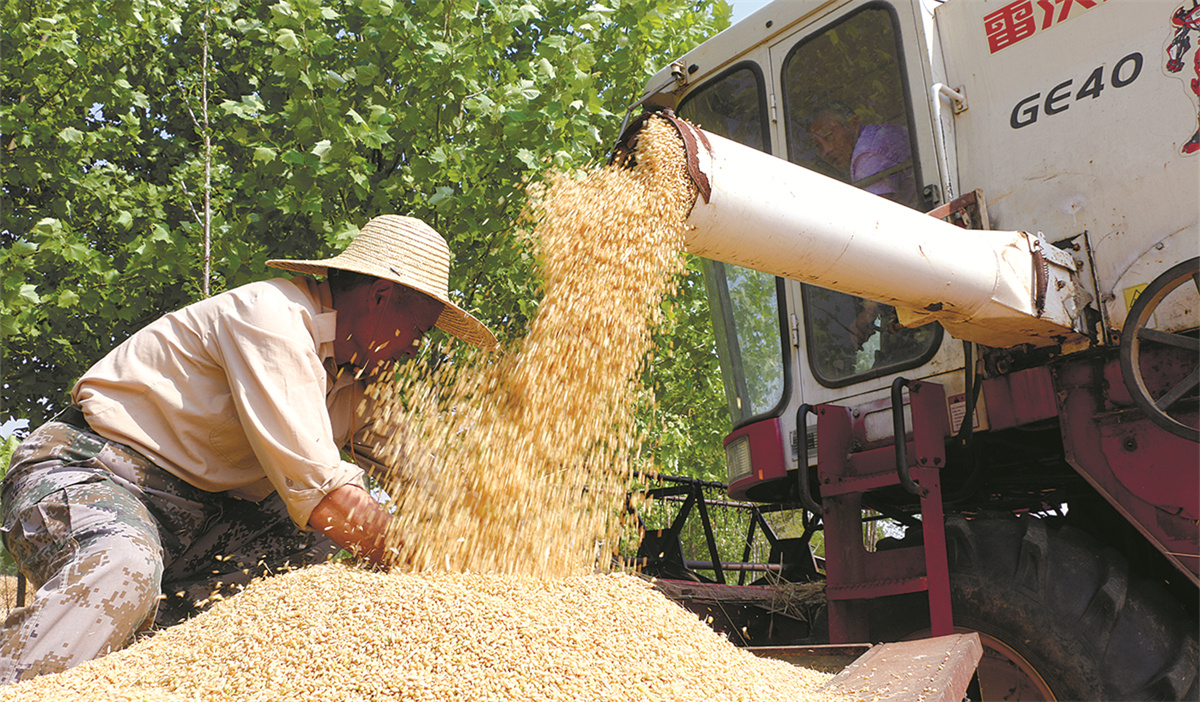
left=674, top=126, right=1085, bottom=349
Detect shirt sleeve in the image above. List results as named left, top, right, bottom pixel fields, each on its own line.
left=852, top=125, right=912, bottom=198
left=209, top=292, right=364, bottom=530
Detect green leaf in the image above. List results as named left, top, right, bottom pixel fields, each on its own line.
left=58, top=289, right=80, bottom=308
left=31, top=218, right=62, bottom=235
left=62, top=243, right=91, bottom=262
left=325, top=70, right=347, bottom=89
left=275, top=28, right=300, bottom=50
left=18, top=285, right=41, bottom=305
left=516, top=148, right=538, bottom=169
left=428, top=185, right=454, bottom=206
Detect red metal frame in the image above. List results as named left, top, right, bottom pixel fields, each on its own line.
left=1056, top=355, right=1200, bottom=585
left=817, top=380, right=954, bottom=644
left=981, top=366, right=1059, bottom=430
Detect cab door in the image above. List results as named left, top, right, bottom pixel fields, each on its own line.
left=767, top=2, right=958, bottom=406
left=678, top=0, right=969, bottom=499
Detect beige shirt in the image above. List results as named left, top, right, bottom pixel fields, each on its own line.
left=74, top=277, right=369, bottom=529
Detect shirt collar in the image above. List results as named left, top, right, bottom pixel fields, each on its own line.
left=289, top=277, right=337, bottom=362
left=286, top=277, right=349, bottom=395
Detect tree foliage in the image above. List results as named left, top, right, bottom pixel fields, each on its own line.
left=642, top=257, right=728, bottom=480
left=2, top=0, right=733, bottom=477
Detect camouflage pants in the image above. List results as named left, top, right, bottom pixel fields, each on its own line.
left=0, top=418, right=339, bottom=684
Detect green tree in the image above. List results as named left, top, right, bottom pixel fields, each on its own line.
left=2, top=0, right=733, bottom=476
left=643, top=255, right=728, bottom=481
left=0, top=435, right=18, bottom=574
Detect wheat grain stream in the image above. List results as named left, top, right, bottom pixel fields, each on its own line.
left=368, top=116, right=696, bottom=578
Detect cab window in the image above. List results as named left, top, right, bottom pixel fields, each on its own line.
left=679, top=65, right=789, bottom=425
left=780, top=4, right=941, bottom=386
left=678, top=65, right=767, bottom=151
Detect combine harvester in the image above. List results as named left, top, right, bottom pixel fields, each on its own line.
left=618, top=0, right=1199, bottom=699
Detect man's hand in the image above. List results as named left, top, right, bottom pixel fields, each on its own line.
left=308, top=484, right=398, bottom=566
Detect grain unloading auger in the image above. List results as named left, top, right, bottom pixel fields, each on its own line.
left=614, top=110, right=1086, bottom=350
left=615, top=1, right=1198, bottom=699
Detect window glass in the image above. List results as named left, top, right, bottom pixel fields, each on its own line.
left=781, top=6, right=941, bottom=386
left=680, top=67, right=785, bottom=424
left=678, top=66, right=766, bottom=151
left=702, top=260, right=785, bottom=424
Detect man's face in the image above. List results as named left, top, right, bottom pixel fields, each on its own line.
left=340, top=281, right=444, bottom=374
left=368, top=291, right=443, bottom=369
left=808, top=113, right=859, bottom=172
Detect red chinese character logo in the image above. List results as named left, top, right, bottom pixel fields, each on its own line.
left=1036, top=0, right=1099, bottom=30
left=985, top=0, right=1037, bottom=53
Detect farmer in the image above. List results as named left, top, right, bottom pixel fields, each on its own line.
left=806, top=100, right=917, bottom=208
left=0, top=215, right=497, bottom=684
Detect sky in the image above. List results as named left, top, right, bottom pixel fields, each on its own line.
left=729, top=0, right=772, bottom=24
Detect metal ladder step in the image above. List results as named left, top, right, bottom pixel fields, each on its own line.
left=813, top=379, right=954, bottom=644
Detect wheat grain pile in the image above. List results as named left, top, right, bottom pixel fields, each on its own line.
left=1, top=119, right=844, bottom=700
left=1, top=563, right=839, bottom=702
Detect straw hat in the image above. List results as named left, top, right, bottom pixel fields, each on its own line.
left=267, top=215, right=498, bottom=349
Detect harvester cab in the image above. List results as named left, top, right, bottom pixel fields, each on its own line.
left=624, top=0, right=1199, bottom=699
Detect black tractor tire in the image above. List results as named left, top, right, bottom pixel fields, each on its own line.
left=873, top=513, right=1198, bottom=701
